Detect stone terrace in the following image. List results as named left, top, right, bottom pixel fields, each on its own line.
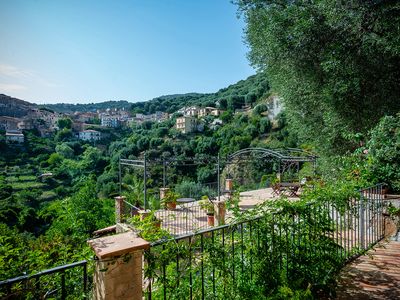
left=155, top=187, right=298, bottom=236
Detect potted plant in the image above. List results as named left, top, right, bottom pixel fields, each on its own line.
left=151, top=214, right=162, bottom=228
left=200, top=196, right=215, bottom=226
left=128, top=212, right=165, bottom=241
left=161, top=190, right=178, bottom=210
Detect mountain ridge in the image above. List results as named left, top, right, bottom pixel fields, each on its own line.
left=1, top=73, right=269, bottom=115
left=0, top=94, right=37, bottom=118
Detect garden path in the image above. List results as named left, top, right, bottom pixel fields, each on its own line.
left=336, top=233, right=400, bottom=300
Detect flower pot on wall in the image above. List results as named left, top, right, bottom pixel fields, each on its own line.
left=207, top=213, right=214, bottom=226
left=166, top=201, right=176, bottom=210
left=154, top=219, right=161, bottom=229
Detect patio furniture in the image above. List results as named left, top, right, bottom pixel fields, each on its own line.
left=272, top=182, right=301, bottom=197
left=176, top=197, right=196, bottom=204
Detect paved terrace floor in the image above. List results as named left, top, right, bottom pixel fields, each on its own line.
left=155, top=188, right=297, bottom=236
left=336, top=232, right=400, bottom=300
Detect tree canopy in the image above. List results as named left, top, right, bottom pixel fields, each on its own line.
left=237, top=0, right=400, bottom=154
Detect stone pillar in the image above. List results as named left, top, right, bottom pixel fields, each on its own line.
left=159, top=187, right=170, bottom=200
left=138, top=209, right=151, bottom=221
left=88, top=232, right=150, bottom=300
left=214, top=200, right=226, bottom=226
left=225, top=179, right=233, bottom=192
left=114, top=196, right=126, bottom=224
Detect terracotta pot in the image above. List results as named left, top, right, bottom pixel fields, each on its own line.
left=207, top=214, right=215, bottom=226
left=225, top=179, right=233, bottom=191
left=166, top=202, right=176, bottom=210
left=154, top=220, right=161, bottom=228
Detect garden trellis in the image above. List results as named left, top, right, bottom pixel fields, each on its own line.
left=224, top=147, right=317, bottom=188
left=119, top=155, right=148, bottom=209
left=118, top=147, right=317, bottom=208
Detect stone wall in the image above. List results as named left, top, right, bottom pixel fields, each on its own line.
left=93, top=252, right=143, bottom=300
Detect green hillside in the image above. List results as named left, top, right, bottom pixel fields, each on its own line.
left=131, top=73, right=269, bottom=114
left=42, top=100, right=132, bottom=113
left=42, top=73, right=269, bottom=115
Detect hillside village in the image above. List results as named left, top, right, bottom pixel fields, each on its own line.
left=1, top=1, right=400, bottom=298
left=0, top=92, right=282, bottom=144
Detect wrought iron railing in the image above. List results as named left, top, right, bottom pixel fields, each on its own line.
left=0, top=260, right=88, bottom=299
left=121, top=198, right=215, bottom=236
left=143, top=184, right=386, bottom=299
left=0, top=184, right=387, bottom=299
left=122, top=199, right=140, bottom=218
left=169, top=182, right=219, bottom=199
left=154, top=201, right=214, bottom=236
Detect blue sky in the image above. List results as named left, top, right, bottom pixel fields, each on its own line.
left=0, top=0, right=254, bottom=104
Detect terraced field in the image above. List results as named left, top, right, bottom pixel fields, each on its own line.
left=3, top=166, right=58, bottom=201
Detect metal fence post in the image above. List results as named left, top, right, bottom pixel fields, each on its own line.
left=217, top=154, right=220, bottom=202
left=360, top=191, right=365, bottom=250
left=119, top=156, right=122, bottom=194
left=144, top=152, right=147, bottom=210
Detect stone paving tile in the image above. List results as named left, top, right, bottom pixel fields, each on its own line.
left=158, top=188, right=287, bottom=235
left=336, top=239, right=400, bottom=300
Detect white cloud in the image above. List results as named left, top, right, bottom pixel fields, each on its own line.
left=0, top=83, right=27, bottom=91
left=0, top=64, right=34, bottom=79
left=0, top=63, right=60, bottom=88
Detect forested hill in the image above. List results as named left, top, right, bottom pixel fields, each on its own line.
left=130, top=73, right=269, bottom=114
left=0, top=94, right=37, bottom=117
left=42, top=100, right=132, bottom=113
left=42, top=73, right=269, bottom=114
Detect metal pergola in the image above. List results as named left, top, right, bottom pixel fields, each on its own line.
left=119, top=155, right=147, bottom=208
left=118, top=147, right=317, bottom=209
left=226, top=147, right=317, bottom=180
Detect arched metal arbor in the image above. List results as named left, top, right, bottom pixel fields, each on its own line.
left=226, top=147, right=317, bottom=181
left=119, top=147, right=317, bottom=208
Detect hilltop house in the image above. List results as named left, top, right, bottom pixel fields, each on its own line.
left=74, top=112, right=98, bottom=123
left=72, top=120, right=85, bottom=132
left=198, top=107, right=223, bottom=117
left=78, top=129, right=101, bottom=141
left=176, top=116, right=197, bottom=134
left=17, top=118, right=34, bottom=130
left=100, top=115, right=120, bottom=128
left=153, top=111, right=169, bottom=122
left=5, top=130, right=24, bottom=144
left=0, top=116, right=21, bottom=131
left=177, top=106, right=200, bottom=117
left=130, top=111, right=169, bottom=125
left=210, top=118, right=223, bottom=130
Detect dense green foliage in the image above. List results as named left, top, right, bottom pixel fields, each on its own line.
left=365, top=114, right=400, bottom=190
left=314, top=113, right=400, bottom=192
left=130, top=73, right=269, bottom=114
left=0, top=133, right=114, bottom=281
left=42, top=100, right=132, bottom=113
left=44, top=74, right=270, bottom=115
left=0, top=74, right=281, bottom=284
left=237, top=0, right=400, bottom=155
left=1, top=4, right=400, bottom=296
left=101, top=109, right=293, bottom=203
left=145, top=189, right=364, bottom=299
